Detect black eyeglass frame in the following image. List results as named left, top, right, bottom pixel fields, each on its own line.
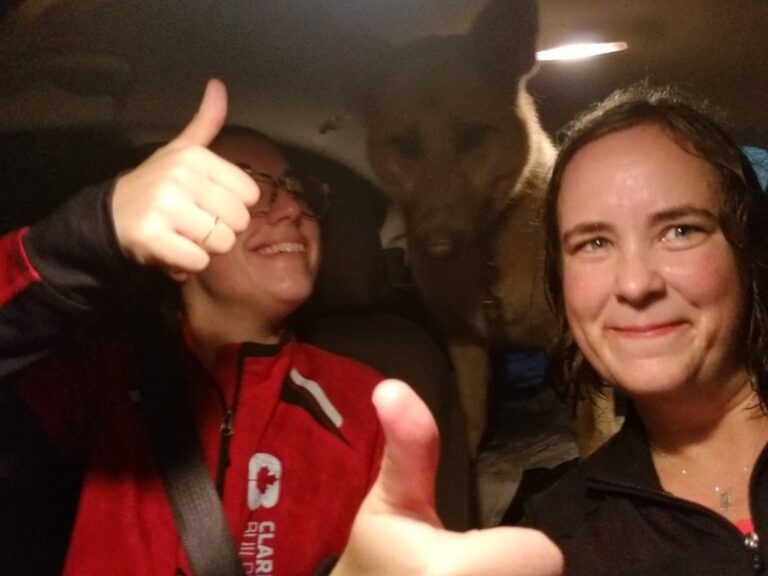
left=240, top=165, right=330, bottom=219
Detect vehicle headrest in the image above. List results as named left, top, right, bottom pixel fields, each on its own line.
left=284, top=145, right=389, bottom=315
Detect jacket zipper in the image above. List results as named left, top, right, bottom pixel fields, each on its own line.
left=744, top=531, right=763, bottom=572
left=216, top=409, right=235, bottom=496
left=745, top=445, right=768, bottom=573
left=210, top=353, right=246, bottom=498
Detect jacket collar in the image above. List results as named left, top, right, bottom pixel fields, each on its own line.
left=580, top=406, right=664, bottom=493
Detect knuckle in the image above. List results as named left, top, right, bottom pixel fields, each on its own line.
left=167, top=161, right=197, bottom=186
left=135, top=212, right=168, bottom=243
left=149, top=182, right=187, bottom=214
left=207, top=234, right=234, bottom=255
left=218, top=229, right=238, bottom=253
left=229, top=209, right=250, bottom=232
left=192, top=251, right=211, bottom=271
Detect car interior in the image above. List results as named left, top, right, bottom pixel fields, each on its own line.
left=0, top=0, right=767, bottom=572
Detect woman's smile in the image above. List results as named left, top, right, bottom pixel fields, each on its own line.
left=609, top=321, right=687, bottom=338
left=560, top=123, right=746, bottom=396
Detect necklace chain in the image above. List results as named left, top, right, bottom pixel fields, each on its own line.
left=650, top=412, right=766, bottom=514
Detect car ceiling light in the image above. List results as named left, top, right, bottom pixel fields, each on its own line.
left=536, top=42, right=628, bottom=62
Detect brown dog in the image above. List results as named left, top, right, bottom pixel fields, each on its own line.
left=364, top=0, right=615, bottom=457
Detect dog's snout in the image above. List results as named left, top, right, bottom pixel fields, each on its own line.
left=421, top=233, right=462, bottom=258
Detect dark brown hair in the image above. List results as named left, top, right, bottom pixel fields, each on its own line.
left=544, top=83, right=768, bottom=406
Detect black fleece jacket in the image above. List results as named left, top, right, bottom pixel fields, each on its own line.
left=522, top=409, right=768, bottom=575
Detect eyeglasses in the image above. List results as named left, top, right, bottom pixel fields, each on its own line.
left=239, top=164, right=330, bottom=219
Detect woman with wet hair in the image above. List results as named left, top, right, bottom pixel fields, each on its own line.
left=522, top=83, right=768, bottom=575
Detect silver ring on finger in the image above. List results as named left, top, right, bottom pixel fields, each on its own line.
left=200, top=214, right=219, bottom=244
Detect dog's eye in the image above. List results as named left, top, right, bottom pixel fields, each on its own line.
left=389, top=130, right=422, bottom=160
left=454, top=122, right=494, bottom=154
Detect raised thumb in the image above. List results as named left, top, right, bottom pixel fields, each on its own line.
left=170, top=77, right=228, bottom=149
left=370, top=379, right=441, bottom=524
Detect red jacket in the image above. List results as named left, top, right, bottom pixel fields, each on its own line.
left=0, top=182, right=384, bottom=575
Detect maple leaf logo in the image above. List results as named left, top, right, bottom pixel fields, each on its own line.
left=248, top=453, right=282, bottom=510
left=256, top=465, right=279, bottom=493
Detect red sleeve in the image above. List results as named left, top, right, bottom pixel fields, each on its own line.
left=0, top=228, right=41, bottom=307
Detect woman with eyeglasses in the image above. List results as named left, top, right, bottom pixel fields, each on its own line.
left=0, top=79, right=386, bottom=576
left=0, top=78, right=564, bottom=576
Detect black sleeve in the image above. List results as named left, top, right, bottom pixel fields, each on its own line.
left=0, top=179, right=147, bottom=379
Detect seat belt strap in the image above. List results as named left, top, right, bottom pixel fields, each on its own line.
left=135, top=309, right=245, bottom=576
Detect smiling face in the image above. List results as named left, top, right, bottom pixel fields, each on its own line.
left=183, top=132, right=321, bottom=339
left=558, top=123, right=748, bottom=401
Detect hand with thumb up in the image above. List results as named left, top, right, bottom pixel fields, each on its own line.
left=112, top=78, right=260, bottom=280
left=332, top=379, right=564, bottom=576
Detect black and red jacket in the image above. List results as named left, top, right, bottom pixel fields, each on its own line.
left=0, top=182, right=384, bottom=575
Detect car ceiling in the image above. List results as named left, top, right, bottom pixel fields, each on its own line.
left=0, top=0, right=767, bottom=183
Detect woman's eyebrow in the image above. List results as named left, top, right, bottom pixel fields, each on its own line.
left=648, top=204, right=718, bottom=226
left=561, top=221, right=612, bottom=245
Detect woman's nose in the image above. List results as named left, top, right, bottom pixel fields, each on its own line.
left=614, top=249, right=665, bottom=306
left=265, top=188, right=302, bottom=222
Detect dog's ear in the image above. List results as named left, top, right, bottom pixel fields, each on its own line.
left=469, top=0, right=540, bottom=85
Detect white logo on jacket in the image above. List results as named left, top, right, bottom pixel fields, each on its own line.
left=248, top=453, right=282, bottom=510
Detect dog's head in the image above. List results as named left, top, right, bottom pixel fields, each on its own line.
left=365, top=0, right=545, bottom=259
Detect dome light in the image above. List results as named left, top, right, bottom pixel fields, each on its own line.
left=536, top=42, right=628, bottom=62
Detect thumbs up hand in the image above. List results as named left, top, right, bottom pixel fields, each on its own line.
left=112, top=79, right=259, bottom=279
left=332, top=379, right=564, bottom=576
